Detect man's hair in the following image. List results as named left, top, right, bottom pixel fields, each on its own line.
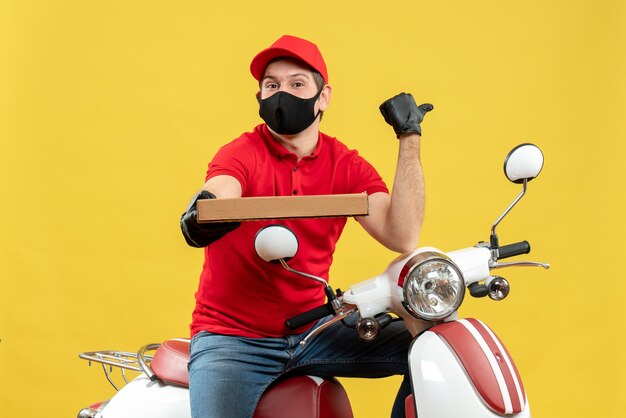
left=311, top=71, right=325, bottom=121
left=311, top=71, right=325, bottom=91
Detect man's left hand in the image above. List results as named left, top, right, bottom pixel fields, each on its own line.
left=379, top=93, right=433, bottom=138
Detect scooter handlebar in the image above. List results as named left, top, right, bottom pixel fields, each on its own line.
left=286, top=303, right=334, bottom=330
left=498, top=241, right=531, bottom=259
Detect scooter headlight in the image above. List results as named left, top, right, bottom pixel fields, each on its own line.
left=400, top=252, right=465, bottom=321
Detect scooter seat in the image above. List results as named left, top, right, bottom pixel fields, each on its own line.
left=150, top=338, right=190, bottom=387
left=254, top=375, right=353, bottom=418
left=150, top=339, right=354, bottom=418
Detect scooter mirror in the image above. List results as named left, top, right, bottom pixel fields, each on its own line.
left=254, top=225, right=298, bottom=263
left=503, top=143, right=544, bottom=184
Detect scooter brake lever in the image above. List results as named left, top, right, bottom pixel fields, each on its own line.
left=490, top=261, right=551, bottom=269
left=299, top=305, right=357, bottom=347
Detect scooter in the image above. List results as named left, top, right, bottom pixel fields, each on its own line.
left=78, top=143, right=549, bottom=418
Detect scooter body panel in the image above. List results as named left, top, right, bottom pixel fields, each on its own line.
left=96, top=374, right=190, bottom=418
left=408, top=320, right=531, bottom=418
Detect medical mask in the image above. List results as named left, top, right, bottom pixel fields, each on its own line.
left=258, top=89, right=322, bottom=135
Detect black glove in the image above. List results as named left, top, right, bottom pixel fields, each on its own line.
left=180, top=190, right=241, bottom=248
left=379, top=93, right=433, bottom=138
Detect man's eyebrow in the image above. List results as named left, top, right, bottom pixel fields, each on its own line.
left=262, top=72, right=312, bottom=82
left=287, top=72, right=312, bottom=79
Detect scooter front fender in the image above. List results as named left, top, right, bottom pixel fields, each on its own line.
left=96, top=374, right=190, bottom=418
left=408, top=318, right=530, bottom=418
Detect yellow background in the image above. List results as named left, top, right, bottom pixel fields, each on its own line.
left=1, top=0, right=625, bottom=417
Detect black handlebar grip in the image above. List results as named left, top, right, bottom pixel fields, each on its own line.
left=498, top=241, right=531, bottom=260
left=285, top=304, right=334, bottom=330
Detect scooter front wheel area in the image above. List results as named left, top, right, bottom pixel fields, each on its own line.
left=407, top=318, right=530, bottom=418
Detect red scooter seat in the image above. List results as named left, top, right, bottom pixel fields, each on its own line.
left=150, top=339, right=190, bottom=386
left=150, top=339, right=354, bottom=418
left=254, top=375, right=353, bottom=418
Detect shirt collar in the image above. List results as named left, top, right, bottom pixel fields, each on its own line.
left=260, top=124, right=322, bottom=161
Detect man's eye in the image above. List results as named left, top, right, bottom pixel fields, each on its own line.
left=265, top=83, right=279, bottom=89
left=293, top=82, right=304, bottom=88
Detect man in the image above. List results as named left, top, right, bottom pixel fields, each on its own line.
left=181, top=35, right=432, bottom=418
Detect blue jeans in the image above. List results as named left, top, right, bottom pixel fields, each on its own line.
left=188, top=316, right=412, bottom=418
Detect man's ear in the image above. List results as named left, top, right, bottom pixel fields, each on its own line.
left=319, top=84, right=332, bottom=112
